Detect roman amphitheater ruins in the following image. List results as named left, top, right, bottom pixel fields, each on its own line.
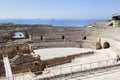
left=0, top=15, right=120, bottom=80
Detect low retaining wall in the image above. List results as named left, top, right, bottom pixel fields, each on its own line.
left=42, top=51, right=94, bottom=68
left=11, top=61, right=43, bottom=74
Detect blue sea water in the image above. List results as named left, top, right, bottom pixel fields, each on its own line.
left=0, top=19, right=107, bottom=27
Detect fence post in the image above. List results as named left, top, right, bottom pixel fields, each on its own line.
left=106, top=60, right=108, bottom=66
left=60, top=68, right=62, bottom=75
left=81, top=64, right=83, bottom=76
left=98, top=61, right=100, bottom=68
left=90, top=63, right=91, bottom=71
left=70, top=66, right=73, bottom=78
left=81, top=64, right=82, bottom=71
left=49, top=70, right=50, bottom=79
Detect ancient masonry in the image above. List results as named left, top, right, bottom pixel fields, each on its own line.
left=0, top=16, right=120, bottom=77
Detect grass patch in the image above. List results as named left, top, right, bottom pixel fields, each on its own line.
left=115, top=20, right=120, bottom=26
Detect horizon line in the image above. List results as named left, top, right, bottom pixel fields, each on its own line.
left=0, top=18, right=110, bottom=20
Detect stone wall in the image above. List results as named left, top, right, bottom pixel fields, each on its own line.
left=0, top=22, right=120, bottom=76
left=92, top=22, right=111, bottom=27
left=0, top=44, right=44, bottom=76
left=0, top=44, right=31, bottom=59
left=0, top=24, right=87, bottom=49
left=1, top=23, right=120, bottom=50
left=42, top=51, right=94, bottom=68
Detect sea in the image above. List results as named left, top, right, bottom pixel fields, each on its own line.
left=0, top=19, right=107, bottom=27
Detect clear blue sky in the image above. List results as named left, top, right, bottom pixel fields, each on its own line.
left=0, top=0, right=120, bottom=19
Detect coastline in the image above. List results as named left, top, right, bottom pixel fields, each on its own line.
left=0, top=19, right=107, bottom=27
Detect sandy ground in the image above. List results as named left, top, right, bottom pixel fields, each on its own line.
left=71, top=68, right=120, bottom=80
left=34, top=48, right=93, bottom=60
left=85, top=70, right=120, bottom=80
left=0, top=72, right=35, bottom=80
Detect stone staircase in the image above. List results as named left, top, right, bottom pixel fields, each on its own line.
left=92, top=22, right=111, bottom=27
left=80, top=36, right=99, bottom=49
left=111, top=47, right=120, bottom=55
left=80, top=40, right=96, bottom=49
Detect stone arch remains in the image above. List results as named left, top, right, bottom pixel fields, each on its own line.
left=103, top=42, right=110, bottom=49
left=12, top=31, right=29, bottom=40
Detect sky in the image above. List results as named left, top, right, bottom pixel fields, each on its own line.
left=0, top=0, right=120, bottom=19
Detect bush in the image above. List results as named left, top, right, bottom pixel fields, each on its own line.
left=115, top=20, right=120, bottom=26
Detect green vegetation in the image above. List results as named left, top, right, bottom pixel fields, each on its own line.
left=115, top=20, right=120, bottom=26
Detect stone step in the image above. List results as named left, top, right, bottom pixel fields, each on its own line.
left=111, top=47, right=120, bottom=55
left=81, top=42, right=96, bottom=49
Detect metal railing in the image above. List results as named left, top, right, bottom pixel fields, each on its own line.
left=37, top=58, right=120, bottom=79
left=4, top=58, right=120, bottom=80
